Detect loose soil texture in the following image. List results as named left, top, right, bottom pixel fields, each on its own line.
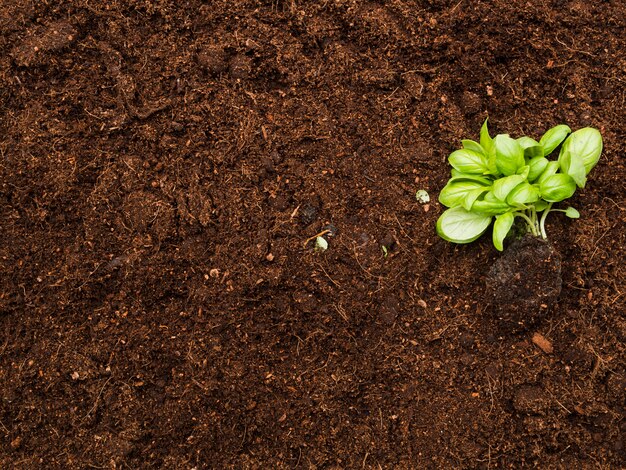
left=1, top=0, right=625, bottom=468
left=487, top=235, right=562, bottom=333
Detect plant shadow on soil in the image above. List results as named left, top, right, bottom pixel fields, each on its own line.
left=1, top=0, right=625, bottom=468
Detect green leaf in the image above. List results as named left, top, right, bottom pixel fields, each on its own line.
left=449, top=172, right=494, bottom=185
left=559, top=127, right=603, bottom=174
left=439, top=180, right=491, bottom=208
left=539, top=124, right=571, bottom=155
left=516, top=136, right=540, bottom=149
left=493, top=211, right=515, bottom=251
left=517, top=136, right=544, bottom=158
left=472, top=193, right=511, bottom=215
left=486, top=149, right=498, bottom=176
left=480, top=118, right=499, bottom=176
left=436, top=206, right=492, bottom=244
left=494, top=134, right=525, bottom=176
left=536, top=161, right=560, bottom=185
left=506, top=182, right=540, bottom=206
left=480, top=118, right=492, bottom=151
left=461, top=187, right=490, bottom=211
left=448, top=149, right=489, bottom=175
left=565, top=207, right=580, bottom=219
left=533, top=200, right=549, bottom=212
left=493, top=174, right=525, bottom=201
left=516, top=165, right=530, bottom=180
left=527, top=156, right=549, bottom=182
left=461, top=139, right=485, bottom=155
left=484, top=191, right=501, bottom=203
left=558, top=148, right=587, bottom=188
left=539, top=174, right=577, bottom=202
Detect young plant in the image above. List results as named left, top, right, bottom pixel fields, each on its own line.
left=436, top=119, right=602, bottom=251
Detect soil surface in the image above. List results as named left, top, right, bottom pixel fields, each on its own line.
left=1, top=1, right=625, bottom=468
left=487, top=235, right=562, bottom=333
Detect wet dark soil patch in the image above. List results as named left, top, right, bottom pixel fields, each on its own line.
left=487, top=235, right=562, bottom=333
left=1, top=0, right=625, bottom=468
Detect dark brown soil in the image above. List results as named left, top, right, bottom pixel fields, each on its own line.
left=1, top=1, right=625, bottom=468
left=487, top=235, right=562, bottom=333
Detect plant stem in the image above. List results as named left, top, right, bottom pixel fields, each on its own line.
left=539, top=202, right=553, bottom=239
left=515, top=211, right=538, bottom=236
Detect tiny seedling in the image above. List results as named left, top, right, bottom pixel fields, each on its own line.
left=436, top=119, right=602, bottom=251
left=315, top=236, right=328, bottom=251
left=415, top=189, right=430, bottom=204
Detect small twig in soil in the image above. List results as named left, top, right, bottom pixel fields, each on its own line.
left=546, top=389, right=572, bottom=414
left=394, top=213, right=415, bottom=243
left=84, top=376, right=112, bottom=420
left=0, top=419, right=9, bottom=435
left=449, top=0, right=463, bottom=14
left=485, top=373, right=495, bottom=415
left=240, top=425, right=247, bottom=448
left=334, top=304, right=348, bottom=322
left=589, top=223, right=615, bottom=261
left=302, top=229, right=331, bottom=248
left=555, top=34, right=596, bottom=57
left=401, top=66, right=441, bottom=75
left=316, top=262, right=341, bottom=288
left=350, top=243, right=384, bottom=282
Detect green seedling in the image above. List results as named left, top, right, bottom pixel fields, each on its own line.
left=415, top=189, right=430, bottom=204
left=436, top=119, right=602, bottom=251
left=315, top=236, right=328, bottom=251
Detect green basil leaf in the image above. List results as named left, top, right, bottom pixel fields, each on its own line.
left=506, top=182, right=540, bottom=206
left=536, top=161, right=561, bottom=185
left=494, top=134, right=525, bottom=176
left=539, top=174, right=577, bottom=202
left=539, top=124, right=571, bottom=156
left=559, top=127, right=603, bottom=174
left=439, top=180, right=491, bottom=208
left=472, top=195, right=511, bottom=215
left=493, top=211, right=515, bottom=252
left=565, top=207, right=580, bottom=218
left=558, top=148, right=587, bottom=188
left=516, top=165, right=530, bottom=180
left=462, top=187, right=490, bottom=211
left=527, top=156, right=549, bottom=182
left=484, top=191, right=501, bottom=203
left=486, top=148, right=498, bottom=176
left=449, top=173, right=494, bottom=185
left=493, top=174, right=525, bottom=201
left=448, top=149, right=489, bottom=175
left=517, top=136, right=544, bottom=158
left=480, top=118, right=492, bottom=151
left=533, top=200, right=549, bottom=212
left=436, top=206, right=492, bottom=244
left=461, top=139, right=485, bottom=155
left=480, top=119, right=500, bottom=176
